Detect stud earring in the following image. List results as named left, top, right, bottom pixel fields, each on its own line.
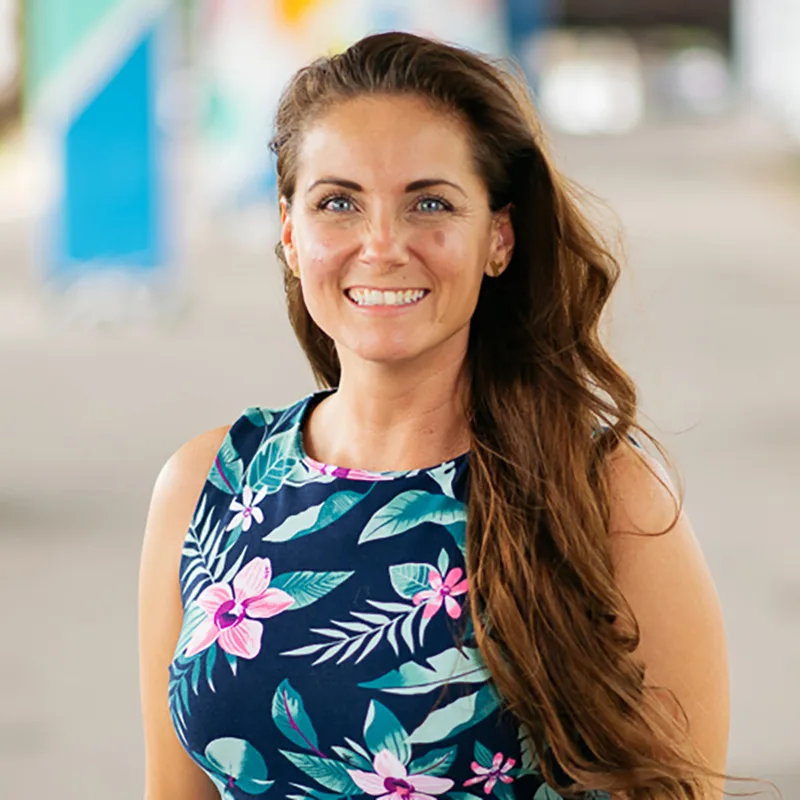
left=489, top=260, right=504, bottom=277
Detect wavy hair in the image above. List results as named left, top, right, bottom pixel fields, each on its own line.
left=269, top=32, right=735, bottom=800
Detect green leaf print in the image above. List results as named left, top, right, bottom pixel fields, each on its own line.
left=427, top=460, right=458, bottom=498
left=174, top=602, right=206, bottom=659
left=205, top=643, right=217, bottom=692
left=473, top=740, right=495, bottom=769
left=519, top=724, right=540, bottom=774
left=204, top=737, right=274, bottom=795
left=208, top=435, right=244, bottom=495
left=445, top=520, right=466, bottom=554
left=224, top=650, right=238, bottom=676
left=247, top=427, right=302, bottom=494
left=495, top=782, right=516, bottom=800
left=408, top=685, right=501, bottom=744
left=363, top=700, right=412, bottom=766
left=279, top=751, right=360, bottom=794
left=389, top=562, right=435, bottom=599
left=263, top=490, right=368, bottom=543
left=270, top=570, right=354, bottom=611
left=181, top=502, right=249, bottom=605
left=271, top=680, right=323, bottom=755
left=437, top=548, right=450, bottom=575
left=286, top=783, right=349, bottom=800
left=359, top=491, right=467, bottom=544
left=330, top=745, right=372, bottom=771
left=407, top=745, right=458, bottom=776
left=359, top=646, right=491, bottom=695
left=535, top=785, right=566, bottom=800
left=244, top=407, right=274, bottom=427
left=448, top=794, right=483, bottom=800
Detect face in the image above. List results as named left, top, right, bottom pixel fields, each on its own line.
left=281, top=94, right=514, bottom=370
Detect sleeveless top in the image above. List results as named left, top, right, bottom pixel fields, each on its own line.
left=168, top=392, right=609, bottom=800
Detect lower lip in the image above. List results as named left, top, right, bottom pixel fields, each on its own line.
left=345, top=292, right=429, bottom=314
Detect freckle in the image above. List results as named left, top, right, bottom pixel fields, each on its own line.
left=433, top=230, right=445, bottom=247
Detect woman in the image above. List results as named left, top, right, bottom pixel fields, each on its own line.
left=139, top=32, right=731, bottom=800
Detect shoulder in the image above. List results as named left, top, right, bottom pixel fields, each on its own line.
left=152, top=425, right=232, bottom=511
left=603, top=440, right=722, bottom=646
left=603, top=441, right=730, bottom=781
left=143, top=424, right=232, bottom=564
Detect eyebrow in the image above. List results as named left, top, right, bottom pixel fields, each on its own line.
left=307, top=177, right=467, bottom=197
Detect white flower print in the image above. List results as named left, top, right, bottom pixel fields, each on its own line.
left=227, top=485, right=268, bottom=532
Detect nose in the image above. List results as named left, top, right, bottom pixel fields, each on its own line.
left=358, top=204, right=409, bottom=270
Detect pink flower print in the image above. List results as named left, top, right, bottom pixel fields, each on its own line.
left=412, top=567, right=469, bottom=619
left=348, top=749, right=454, bottom=800
left=184, top=557, right=294, bottom=659
left=463, top=752, right=516, bottom=795
left=227, top=485, right=268, bottom=532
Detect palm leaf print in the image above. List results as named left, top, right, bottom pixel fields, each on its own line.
left=272, top=680, right=325, bottom=756
left=280, top=600, right=428, bottom=665
left=406, top=745, right=457, bottom=777
left=270, top=571, right=354, bottom=611
left=193, top=738, right=274, bottom=798
left=359, top=490, right=466, bottom=544
left=263, top=489, right=370, bottom=543
left=278, top=752, right=360, bottom=795
left=358, top=646, right=491, bottom=695
left=180, top=493, right=249, bottom=605
left=408, top=684, right=501, bottom=744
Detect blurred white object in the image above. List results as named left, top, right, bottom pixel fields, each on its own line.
left=734, top=0, right=800, bottom=141
left=537, top=31, right=645, bottom=135
left=669, top=46, right=730, bottom=115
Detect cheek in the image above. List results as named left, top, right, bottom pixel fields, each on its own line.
left=297, top=223, right=353, bottom=280
left=415, top=227, right=486, bottom=288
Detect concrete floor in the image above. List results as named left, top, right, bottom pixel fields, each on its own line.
left=0, top=112, right=798, bottom=798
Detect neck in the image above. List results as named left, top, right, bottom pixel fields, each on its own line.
left=303, top=346, right=471, bottom=473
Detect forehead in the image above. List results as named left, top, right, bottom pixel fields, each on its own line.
left=296, top=94, right=481, bottom=190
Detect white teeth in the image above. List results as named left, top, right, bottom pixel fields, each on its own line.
left=347, top=288, right=427, bottom=306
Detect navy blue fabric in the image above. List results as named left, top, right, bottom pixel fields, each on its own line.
left=168, top=393, right=606, bottom=800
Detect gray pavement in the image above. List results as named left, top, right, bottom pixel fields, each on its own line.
left=0, top=111, right=798, bottom=798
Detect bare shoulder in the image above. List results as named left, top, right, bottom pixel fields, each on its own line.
left=150, top=425, right=231, bottom=518
left=139, top=425, right=231, bottom=800
left=604, top=442, right=730, bottom=792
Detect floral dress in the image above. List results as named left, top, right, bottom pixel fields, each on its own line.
left=168, top=392, right=608, bottom=800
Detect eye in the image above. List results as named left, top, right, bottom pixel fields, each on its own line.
left=318, top=194, right=355, bottom=213
left=415, top=195, right=454, bottom=213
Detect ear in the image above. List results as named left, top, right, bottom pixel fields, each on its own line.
left=280, top=196, right=299, bottom=276
left=484, top=204, right=515, bottom=277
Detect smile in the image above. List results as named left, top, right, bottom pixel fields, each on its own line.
left=345, top=288, right=429, bottom=307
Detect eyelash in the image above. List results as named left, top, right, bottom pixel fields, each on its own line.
left=315, top=193, right=455, bottom=214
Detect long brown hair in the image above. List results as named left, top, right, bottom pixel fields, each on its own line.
left=270, top=32, right=732, bottom=800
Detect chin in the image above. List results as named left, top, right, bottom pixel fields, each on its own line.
left=346, top=338, right=427, bottom=366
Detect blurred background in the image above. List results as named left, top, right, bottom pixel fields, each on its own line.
left=0, top=1, right=798, bottom=797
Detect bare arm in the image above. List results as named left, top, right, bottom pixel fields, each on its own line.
left=607, top=445, right=730, bottom=800
left=138, top=425, right=231, bottom=800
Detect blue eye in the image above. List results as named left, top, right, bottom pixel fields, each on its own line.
left=416, top=196, right=452, bottom=213
left=320, top=195, right=354, bottom=212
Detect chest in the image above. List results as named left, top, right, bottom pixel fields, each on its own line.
left=167, top=412, right=554, bottom=799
